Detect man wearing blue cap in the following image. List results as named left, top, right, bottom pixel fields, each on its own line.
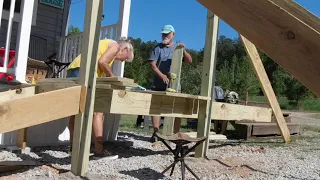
left=148, top=25, right=193, bottom=142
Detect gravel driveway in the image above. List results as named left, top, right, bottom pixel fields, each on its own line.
left=1, top=112, right=320, bottom=180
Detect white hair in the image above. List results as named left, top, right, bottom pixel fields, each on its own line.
left=117, top=37, right=134, bottom=62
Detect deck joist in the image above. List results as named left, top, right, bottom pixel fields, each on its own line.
left=0, top=83, right=272, bottom=134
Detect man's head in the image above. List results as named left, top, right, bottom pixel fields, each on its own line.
left=115, top=37, right=134, bottom=62
left=160, top=25, right=175, bottom=45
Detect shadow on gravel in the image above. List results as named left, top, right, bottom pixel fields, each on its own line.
left=119, top=167, right=166, bottom=180
left=118, top=132, right=151, bottom=142
left=103, top=143, right=171, bottom=158
left=18, top=146, right=71, bottom=165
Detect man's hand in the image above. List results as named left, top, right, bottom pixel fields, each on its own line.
left=160, top=74, right=169, bottom=84
left=177, top=43, right=192, bottom=64
left=178, top=43, right=186, bottom=48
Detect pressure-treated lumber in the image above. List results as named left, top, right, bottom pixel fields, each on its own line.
left=269, top=0, right=320, bottom=33
left=240, top=35, right=291, bottom=142
left=70, top=0, right=103, bottom=176
left=0, top=86, right=82, bottom=134
left=36, top=77, right=137, bottom=87
left=211, top=101, right=272, bottom=122
left=162, top=46, right=184, bottom=135
left=0, top=86, right=35, bottom=148
left=197, top=0, right=320, bottom=97
left=94, top=89, right=272, bottom=122
left=195, top=10, right=219, bottom=158
left=0, top=87, right=272, bottom=138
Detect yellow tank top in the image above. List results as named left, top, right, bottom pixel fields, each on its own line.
left=67, top=39, right=115, bottom=77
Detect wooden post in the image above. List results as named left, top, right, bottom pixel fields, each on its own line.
left=162, top=46, right=184, bottom=136
left=195, top=11, right=219, bottom=158
left=103, top=0, right=131, bottom=142
left=70, top=0, right=103, bottom=176
left=240, top=35, right=291, bottom=143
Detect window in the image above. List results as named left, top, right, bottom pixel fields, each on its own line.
left=2, top=0, right=38, bottom=26
left=3, top=0, right=21, bottom=13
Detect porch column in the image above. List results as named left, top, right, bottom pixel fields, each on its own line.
left=14, top=0, right=35, bottom=83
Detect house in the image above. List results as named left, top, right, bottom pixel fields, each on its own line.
left=0, top=0, right=131, bottom=148
left=0, top=0, right=71, bottom=61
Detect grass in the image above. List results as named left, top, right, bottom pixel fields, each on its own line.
left=248, top=96, right=320, bottom=112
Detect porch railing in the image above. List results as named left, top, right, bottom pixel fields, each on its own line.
left=0, top=0, right=35, bottom=83
left=57, top=23, right=120, bottom=78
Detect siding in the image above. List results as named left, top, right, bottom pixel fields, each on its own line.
left=0, top=0, right=70, bottom=60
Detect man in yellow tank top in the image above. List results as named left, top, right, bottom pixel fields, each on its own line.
left=66, top=37, right=134, bottom=160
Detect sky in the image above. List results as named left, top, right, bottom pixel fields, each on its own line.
left=68, top=0, right=320, bottom=51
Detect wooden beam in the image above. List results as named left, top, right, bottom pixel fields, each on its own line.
left=0, top=86, right=35, bottom=149
left=212, top=101, right=272, bottom=122
left=162, top=46, right=184, bottom=135
left=0, top=86, right=35, bottom=103
left=94, top=89, right=201, bottom=118
left=0, top=86, right=82, bottom=134
left=240, top=35, right=291, bottom=143
left=197, top=0, right=320, bottom=97
left=70, top=0, right=103, bottom=176
left=269, top=0, right=320, bottom=33
left=94, top=89, right=272, bottom=121
left=195, top=10, right=219, bottom=158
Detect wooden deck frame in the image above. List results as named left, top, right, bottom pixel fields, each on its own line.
left=2, top=0, right=318, bottom=177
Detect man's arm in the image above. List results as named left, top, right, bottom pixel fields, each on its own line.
left=178, top=43, right=192, bottom=64
left=98, top=42, right=119, bottom=77
left=183, top=49, right=192, bottom=64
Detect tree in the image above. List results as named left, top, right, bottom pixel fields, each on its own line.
left=68, top=25, right=81, bottom=35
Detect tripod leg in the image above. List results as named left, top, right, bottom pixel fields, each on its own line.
left=185, top=163, right=201, bottom=180
left=181, top=160, right=185, bottom=180
left=170, top=163, right=176, bottom=176
left=162, top=160, right=178, bottom=174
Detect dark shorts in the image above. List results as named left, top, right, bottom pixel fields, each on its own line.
left=66, top=68, right=80, bottom=78
left=151, top=85, right=181, bottom=93
left=151, top=86, right=166, bottom=91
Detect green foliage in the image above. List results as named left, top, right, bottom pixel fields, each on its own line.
left=68, top=25, right=81, bottom=35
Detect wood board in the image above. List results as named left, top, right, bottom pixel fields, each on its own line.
left=162, top=46, right=184, bottom=135
left=197, top=0, right=320, bottom=97
left=0, top=86, right=82, bottom=134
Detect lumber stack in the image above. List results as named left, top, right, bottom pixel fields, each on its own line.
left=35, top=77, right=138, bottom=93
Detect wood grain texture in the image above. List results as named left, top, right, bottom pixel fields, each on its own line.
left=269, top=0, right=320, bottom=33
left=94, top=89, right=272, bottom=121
left=163, top=46, right=184, bottom=135
left=0, top=86, right=35, bottom=149
left=195, top=11, right=219, bottom=158
left=211, top=102, right=272, bottom=122
left=0, top=86, right=35, bottom=103
left=71, top=0, right=103, bottom=175
left=197, top=0, right=320, bottom=97
left=240, top=35, right=291, bottom=142
left=0, top=86, right=81, bottom=134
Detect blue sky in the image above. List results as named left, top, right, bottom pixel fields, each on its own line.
left=69, top=0, right=320, bottom=51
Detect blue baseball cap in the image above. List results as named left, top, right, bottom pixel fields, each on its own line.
left=160, top=25, right=175, bottom=34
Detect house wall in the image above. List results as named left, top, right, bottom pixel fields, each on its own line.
left=0, top=0, right=71, bottom=60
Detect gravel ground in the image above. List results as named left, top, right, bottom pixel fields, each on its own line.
left=1, top=112, right=320, bottom=180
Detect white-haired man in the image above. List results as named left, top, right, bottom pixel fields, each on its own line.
left=148, top=25, right=192, bottom=142
left=67, top=37, right=134, bottom=159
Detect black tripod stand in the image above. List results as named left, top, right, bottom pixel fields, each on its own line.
left=155, top=132, right=207, bottom=180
